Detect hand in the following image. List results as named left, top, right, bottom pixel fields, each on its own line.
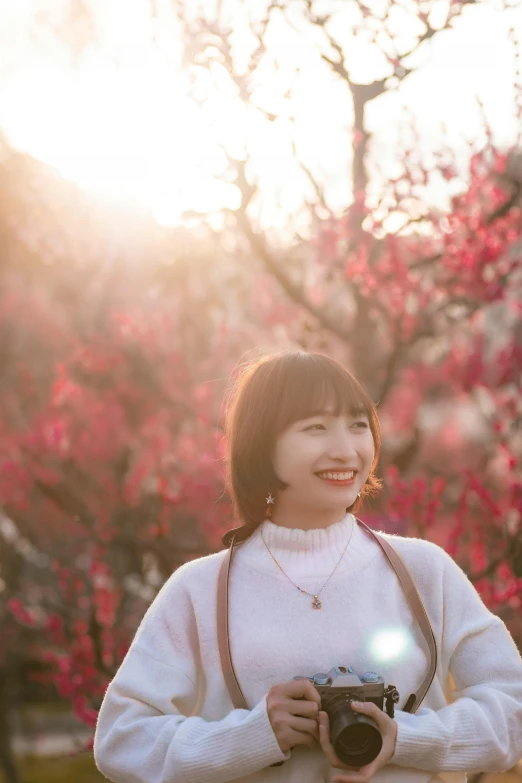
left=266, top=678, right=322, bottom=753
left=318, top=701, right=398, bottom=783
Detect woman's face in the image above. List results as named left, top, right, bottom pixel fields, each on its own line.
left=270, top=403, right=375, bottom=528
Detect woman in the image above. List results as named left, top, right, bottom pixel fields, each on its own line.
left=94, top=350, right=522, bottom=783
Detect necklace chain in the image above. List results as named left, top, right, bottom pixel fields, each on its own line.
left=260, top=522, right=353, bottom=610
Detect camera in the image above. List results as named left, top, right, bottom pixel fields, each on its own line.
left=293, top=666, right=400, bottom=767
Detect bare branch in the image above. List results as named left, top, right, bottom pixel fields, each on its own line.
left=290, top=138, right=331, bottom=213
left=235, top=206, right=354, bottom=343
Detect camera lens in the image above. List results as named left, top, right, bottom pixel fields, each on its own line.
left=338, top=723, right=377, bottom=756
left=328, top=698, right=383, bottom=767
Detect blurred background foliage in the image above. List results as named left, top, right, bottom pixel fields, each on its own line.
left=1, top=0, right=522, bottom=781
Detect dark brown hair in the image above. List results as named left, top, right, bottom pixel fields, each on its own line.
left=223, top=350, right=383, bottom=532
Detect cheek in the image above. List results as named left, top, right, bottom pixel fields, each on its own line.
left=274, top=435, right=317, bottom=472
left=364, top=435, right=376, bottom=463
left=272, top=436, right=300, bottom=473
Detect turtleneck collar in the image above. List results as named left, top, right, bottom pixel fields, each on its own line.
left=260, top=512, right=354, bottom=553
left=233, top=512, right=379, bottom=579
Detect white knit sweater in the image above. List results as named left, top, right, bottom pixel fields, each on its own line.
left=93, top=513, right=522, bottom=783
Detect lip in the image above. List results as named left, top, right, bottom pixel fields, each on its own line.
left=315, top=471, right=358, bottom=486
left=315, top=469, right=359, bottom=474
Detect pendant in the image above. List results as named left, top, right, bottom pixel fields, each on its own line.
left=311, top=595, right=322, bottom=610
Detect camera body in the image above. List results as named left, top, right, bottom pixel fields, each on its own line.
left=293, top=666, right=399, bottom=767
left=294, top=665, right=386, bottom=710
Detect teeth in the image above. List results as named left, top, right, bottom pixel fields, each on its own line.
left=317, top=471, right=355, bottom=480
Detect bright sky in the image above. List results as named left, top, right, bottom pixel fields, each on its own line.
left=1, top=0, right=521, bottom=238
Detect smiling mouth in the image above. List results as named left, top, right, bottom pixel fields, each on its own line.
left=315, top=470, right=357, bottom=481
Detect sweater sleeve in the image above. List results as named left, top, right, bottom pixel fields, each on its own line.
left=93, top=564, right=290, bottom=783
left=390, top=543, right=522, bottom=774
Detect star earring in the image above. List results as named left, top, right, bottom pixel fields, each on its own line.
left=265, top=491, right=275, bottom=519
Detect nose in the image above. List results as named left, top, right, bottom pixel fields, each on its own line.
left=326, top=425, right=358, bottom=462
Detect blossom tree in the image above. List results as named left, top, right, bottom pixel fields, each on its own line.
left=170, top=0, right=522, bottom=621
left=0, top=0, right=522, bottom=779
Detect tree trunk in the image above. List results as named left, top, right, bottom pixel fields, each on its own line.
left=0, top=668, right=19, bottom=783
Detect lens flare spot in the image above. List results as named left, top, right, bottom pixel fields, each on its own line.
left=368, top=628, right=411, bottom=663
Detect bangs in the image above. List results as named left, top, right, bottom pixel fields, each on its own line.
left=270, top=354, right=371, bottom=435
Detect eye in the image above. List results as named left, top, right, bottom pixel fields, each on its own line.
left=303, top=421, right=368, bottom=431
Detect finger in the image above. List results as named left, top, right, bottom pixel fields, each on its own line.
left=318, top=713, right=346, bottom=757
left=318, top=711, right=353, bottom=756
left=318, top=711, right=331, bottom=746
left=331, top=764, right=375, bottom=783
left=350, top=700, right=385, bottom=725
left=285, top=679, right=322, bottom=710
left=318, top=711, right=336, bottom=761
left=288, top=727, right=318, bottom=748
left=285, top=697, right=320, bottom=719
left=318, top=711, right=335, bottom=740
left=320, top=712, right=367, bottom=774
left=288, top=715, right=319, bottom=736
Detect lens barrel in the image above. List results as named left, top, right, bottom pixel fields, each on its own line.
left=328, top=698, right=383, bottom=767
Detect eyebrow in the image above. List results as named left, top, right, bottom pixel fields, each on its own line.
left=302, top=406, right=368, bottom=419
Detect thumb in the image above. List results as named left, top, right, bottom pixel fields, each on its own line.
left=351, top=700, right=391, bottom=727
left=351, top=701, right=379, bottom=718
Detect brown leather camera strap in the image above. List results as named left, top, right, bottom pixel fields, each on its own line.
left=217, top=517, right=437, bottom=714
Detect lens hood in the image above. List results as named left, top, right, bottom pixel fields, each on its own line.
left=328, top=698, right=383, bottom=767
